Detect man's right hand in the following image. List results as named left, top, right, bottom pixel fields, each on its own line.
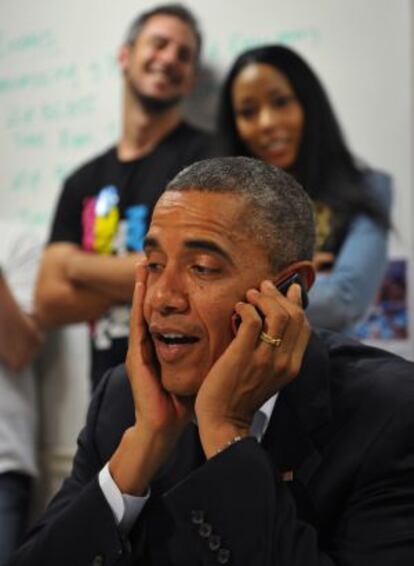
left=109, top=260, right=193, bottom=496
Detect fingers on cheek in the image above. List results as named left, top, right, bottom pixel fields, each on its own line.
left=236, top=303, right=263, bottom=336
left=135, top=258, right=148, bottom=278
left=125, top=350, right=135, bottom=377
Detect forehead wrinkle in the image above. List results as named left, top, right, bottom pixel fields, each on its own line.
left=152, top=190, right=258, bottom=252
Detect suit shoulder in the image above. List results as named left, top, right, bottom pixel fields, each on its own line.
left=92, top=364, right=135, bottom=462
left=319, top=329, right=414, bottom=409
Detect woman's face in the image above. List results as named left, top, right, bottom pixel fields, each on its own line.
left=231, top=62, right=304, bottom=170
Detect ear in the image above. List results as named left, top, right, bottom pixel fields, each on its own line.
left=118, top=44, right=131, bottom=73
left=274, top=260, right=316, bottom=291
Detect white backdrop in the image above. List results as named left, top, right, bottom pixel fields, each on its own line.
left=0, top=0, right=412, bottom=480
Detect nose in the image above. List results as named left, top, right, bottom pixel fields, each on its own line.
left=149, top=266, right=189, bottom=315
left=258, top=106, right=279, bottom=132
left=158, top=44, right=180, bottom=67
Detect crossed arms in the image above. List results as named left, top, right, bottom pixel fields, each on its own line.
left=35, top=242, right=142, bottom=327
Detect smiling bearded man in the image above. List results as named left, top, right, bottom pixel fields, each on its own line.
left=35, top=3, right=211, bottom=390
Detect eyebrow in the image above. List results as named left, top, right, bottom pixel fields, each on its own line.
left=149, top=33, right=194, bottom=56
left=143, top=236, right=233, bottom=264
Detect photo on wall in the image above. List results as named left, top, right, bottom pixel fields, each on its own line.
left=353, top=259, right=408, bottom=341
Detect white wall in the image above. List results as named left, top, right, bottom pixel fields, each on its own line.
left=0, top=0, right=412, bottom=498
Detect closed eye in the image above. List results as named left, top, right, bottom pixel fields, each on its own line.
left=146, top=262, right=164, bottom=273
left=236, top=106, right=257, bottom=119
left=191, top=265, right=221, bottom=276
left=272, top=94, right=296, bottom=109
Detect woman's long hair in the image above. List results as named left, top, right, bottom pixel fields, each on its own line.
left=216, top=44, right=388, bottom=228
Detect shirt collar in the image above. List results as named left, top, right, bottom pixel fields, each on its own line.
left=250, top=393, right=278, bottom=442
left=192, top=393, right=278, bottom=442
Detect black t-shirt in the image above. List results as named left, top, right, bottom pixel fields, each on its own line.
left=49, top=121, right=211, bottom=388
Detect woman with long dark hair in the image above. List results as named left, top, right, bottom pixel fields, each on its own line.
left=216, top=44, right=391, bottom=331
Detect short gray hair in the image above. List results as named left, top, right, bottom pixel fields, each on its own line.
left=166, top=156, right=315, bottom=272
left=124, top=3, right=202, bottom=60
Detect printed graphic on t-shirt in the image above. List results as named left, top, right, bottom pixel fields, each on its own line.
left=81, top=185, right=149, bottom=350
left=314, top=201, right=333, bottom=251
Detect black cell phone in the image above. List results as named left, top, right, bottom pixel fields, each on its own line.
left=276, top=272, right=308, bottom=308
left=231, top=272, right=308, bottom=334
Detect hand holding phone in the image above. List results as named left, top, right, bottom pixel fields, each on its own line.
left=197, top=275, right=312, bottom=457
left=231, top=272, right=308, bottom=334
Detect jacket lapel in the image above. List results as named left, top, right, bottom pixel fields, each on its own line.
left=129, top=424, right=205, bottom=565
left=261, top=332, right=332, bottom=523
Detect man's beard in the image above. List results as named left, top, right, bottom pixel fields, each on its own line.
left=136, top=91, right=182, bottom=113
left=128, top=77, right=182, bottom=114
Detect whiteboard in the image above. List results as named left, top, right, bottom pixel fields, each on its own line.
left=0, top=0, right=410, bottom=234
left=1, top=0, right=412, bottom=352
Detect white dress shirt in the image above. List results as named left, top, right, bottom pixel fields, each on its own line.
left=99, top=394, right=278, bottom=533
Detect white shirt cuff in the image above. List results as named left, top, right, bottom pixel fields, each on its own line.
left=98, top=462, right=150, bottom=533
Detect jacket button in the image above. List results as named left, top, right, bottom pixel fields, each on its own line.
left=217, top=548, right=231, bottom=564
left=199, top=522, right=213, bottom=538
left=92, top=555, right=104, bottom=566
left=208, top=534, right=221, bottom=551
left=191, top=509, right=204, bottom=524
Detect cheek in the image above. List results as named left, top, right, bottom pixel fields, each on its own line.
left=201, top=296, right=236, bottom=353
left=293, top=108, right=305, bottom=140
left=235, top=119, right=258, bottom=149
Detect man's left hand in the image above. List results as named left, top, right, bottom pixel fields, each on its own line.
left=195, top=280, right=311, bottom=458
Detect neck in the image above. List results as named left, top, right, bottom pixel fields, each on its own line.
left=118, top=88, right=182, bottom=161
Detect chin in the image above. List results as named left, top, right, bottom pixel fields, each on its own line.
left=161, top=369, right=204, bottom=398
left=136, top=91, right=181, bottom=113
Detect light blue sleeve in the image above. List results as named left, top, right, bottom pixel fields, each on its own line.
left=307, top=171, right=392, bottom=332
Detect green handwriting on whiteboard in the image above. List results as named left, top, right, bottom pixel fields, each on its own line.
left=0, top=29, right=56, bottom=58
left=9, top=169, right=43, bottom=193
left=58, top=128, right=94, bottom=149
left=7, top=163, right=75, bottom=199
left=14, top=208, right=50, bottom=227
left=0, top=65, right=78, bottom=92
left=14, top=132, right=46, bottom=148
left=0, top=53, right=117, bottom=94
left=5, top=96, right=98, bottom=132
left=205, top=28, right=321, bottom=62
left=228, top=29, right=321, bottom=55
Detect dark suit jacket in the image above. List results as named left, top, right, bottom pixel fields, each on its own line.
left=10, top=330, right=414, bottom=565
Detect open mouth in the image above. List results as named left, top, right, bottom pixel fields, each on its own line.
left=154, top=333, right=199, bottom=345
left=265, top=139, right=289, bottom=152
left=148, top=66, right=181, bottom=86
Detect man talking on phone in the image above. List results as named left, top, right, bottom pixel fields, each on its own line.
left=10, top=157, right=414, bottom=565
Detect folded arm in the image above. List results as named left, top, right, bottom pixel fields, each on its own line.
left=35, top=243, right=139, bottom=327
left=307, top=213, right=389, bottom=331
left=307, top=172, right=392, bottom=332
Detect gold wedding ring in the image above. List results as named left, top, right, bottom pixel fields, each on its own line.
left=259, top=331, right=282, bottom=348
